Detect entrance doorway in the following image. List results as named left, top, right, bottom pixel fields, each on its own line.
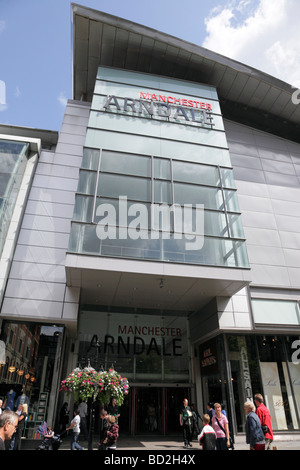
left=133, top=386, right=191, bottom=435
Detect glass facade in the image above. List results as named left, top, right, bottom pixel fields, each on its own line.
left=227, top=334, right=300, bottom=433
left=78, top=310, right=190, bottom=384
left=0, top=139, right=30, bottom=256
left=199, top=333, right=300, bottom=435
left=68, top=68, right=249, bottom=269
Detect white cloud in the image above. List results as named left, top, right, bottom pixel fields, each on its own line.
left=58, top=91, right=67, bottom=107
left=15, top=86, right=21, bottom=98
left=202, top=0, right=300, bottom=87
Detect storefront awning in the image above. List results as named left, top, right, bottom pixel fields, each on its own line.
left=65, top=254, right=251, bottom=311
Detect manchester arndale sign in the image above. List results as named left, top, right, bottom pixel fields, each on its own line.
left=103, top=90, right=215, bottom=128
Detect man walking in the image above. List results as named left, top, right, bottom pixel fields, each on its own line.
left=179, top=398, right=193, bottom=448
left=78, top=400, right=89, bottom=441
left=254, top=393, right=273, bottom=450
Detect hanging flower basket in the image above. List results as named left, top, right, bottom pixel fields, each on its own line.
left=98, top=368, right=130, bottom=406
left=60, top=366, right=129, bottom=406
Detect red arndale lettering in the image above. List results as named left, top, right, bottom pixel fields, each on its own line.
left=140, top=91, right=212, bottom=110
left=103, top=95, right=215, bottom=127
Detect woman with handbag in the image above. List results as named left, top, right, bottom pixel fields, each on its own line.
left=212, top=403, right=231, bottom=450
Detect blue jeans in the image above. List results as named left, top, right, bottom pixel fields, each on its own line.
left=71, top=432, right=83, bottom=450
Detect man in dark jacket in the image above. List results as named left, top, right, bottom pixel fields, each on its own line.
left=245, top=401, right=265, bottom=450
left=179, top=398, right=193, bottom=448
left=255, top=393, right=274, bottom=450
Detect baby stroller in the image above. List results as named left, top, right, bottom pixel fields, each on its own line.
left=36, top=421, right=66, bottom=450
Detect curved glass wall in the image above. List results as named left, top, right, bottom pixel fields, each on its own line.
left=68, top=148, right=249, bottom=268
left=0, top=139, right=30, bottom=256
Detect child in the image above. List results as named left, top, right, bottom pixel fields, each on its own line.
left=45, top=425, right=55, bottom=439
left=103, top=415, right=119, bottom=449
left=198, top=414, right=216, bottom=450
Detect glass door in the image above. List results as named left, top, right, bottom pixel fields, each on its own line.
left=133, top=387, right=192, bottom=435
left=165, top=387, right=191, bottom=436
left=135, top=388, right=162, bottom=434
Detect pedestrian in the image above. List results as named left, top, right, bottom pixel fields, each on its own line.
left=254, top=393, right=273, bottom=450
left=198, top=414, right=216, bottom=450
left=107, top=398, right=120, bottom=423
left=102, top=415, right=119, bottom=449
left=179, top=398, right=193, bottom=448
left=146, top=403, right=157, bottom=431
left=206, top=402, right=215, bottom=424
left=212, top=402, right=231, bottom=450
left=98, top=409, right=109, bottom=450
left=66, top=410, right=83, bottom=450
left=11, top=404, right=27, bottom=450
left=0, top=411, right=18, bottom=450
left=190, top=403, right=201, bottom=439
left=59, top=402, right=69, bottom=434
left=78, top=400, right=89, bottom=441
left=43, top=425, right=55, bottom=450
left=245, top=401, right=265, bottom=450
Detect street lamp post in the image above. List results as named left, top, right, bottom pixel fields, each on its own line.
left=61, top=335, right=124, bottom=451
left=80, top=335, right=101, bottom=451
left=79, top=335, right=115, bottom=451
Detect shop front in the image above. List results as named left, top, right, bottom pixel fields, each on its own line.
left=0, top=320, right=64, bottom=438
left=198, top=333, right=300, bottom=436
left=77, top=309, right=193, bottom=435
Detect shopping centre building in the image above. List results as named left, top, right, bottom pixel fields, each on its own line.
left=1, top=3, right=300, bottom=440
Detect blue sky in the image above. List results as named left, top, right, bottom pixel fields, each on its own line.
left=1, top=0, right=300, bottom=131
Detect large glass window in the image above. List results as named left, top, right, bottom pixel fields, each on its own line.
left=252, top=299, right=300, bottom=326
left=78, top=310, right=190, bottom=384
left=0, top=139, right=30, bottom=256
left=69, top=148, right=249, bottom=268
left=227, top=334, right=300, bottom=433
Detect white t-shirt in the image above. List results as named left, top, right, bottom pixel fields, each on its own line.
left=71, top=414, right=80, bottom=433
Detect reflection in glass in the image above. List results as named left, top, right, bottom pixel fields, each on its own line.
left=98, top=173, right=151, bottom=202
left=70, top=148, right=248, bottom=268
left=154, top=181, right=172, bottom=204
left=0, top=139, right=30, bottom=257
left=101, top=150, right=151, bottom=177
left=173, top=160, right=220, bottom=186
left=82, top=148, right=100, bottom=170
left=77, top=170, right=97, bottom=195
left=68, top=222, right=249, bottom=267
left=154, top=158, right=170, bottom=180
left=174, top=183, right=223, bottom=210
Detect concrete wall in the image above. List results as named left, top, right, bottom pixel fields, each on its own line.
left=1, top=101, right=90, bottom=333
left=191, top=119, right=300, bottom=340
left=225, top=119, right=300, bottom=293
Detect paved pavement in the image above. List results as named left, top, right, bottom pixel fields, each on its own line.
left=57, top=434, right=300, bottom=451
